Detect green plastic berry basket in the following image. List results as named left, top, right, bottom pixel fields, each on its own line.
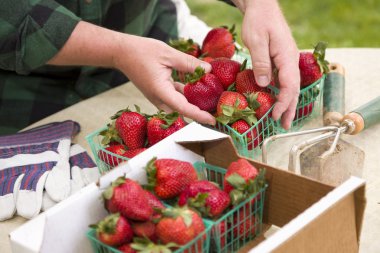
left=86, top=126, right=130, bottom=175
left=86, top=219, right=213, bottom=253
left=270, top=74, right=326, bottom=133
left=194, top=161, right=267, bottom=253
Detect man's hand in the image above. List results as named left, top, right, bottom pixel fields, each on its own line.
left=232, top=0, right=300, bottom=129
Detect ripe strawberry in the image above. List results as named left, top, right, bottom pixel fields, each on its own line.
left=103, top=177, right=153, bottom=221
left=210, top=58, right=241, bottom=90
left=184, top=67, right=224, bottom=112
left=247, top=92, right=276, bottom=120
left=202, top=25, right=236, bottom=59
left=131, top=221, right=157, bottom=241
left=231, top=120, right=262, bottom=149
left=123, top=148, right=147, bottom=158
left=201, top=56, right=215, bottom=63
left=191, top=189, right=231, bottom=218
left=91, top=213, right=133, bottom=247
left=215, top=91, right=257, bottom=126
left=111, top=107, right=147, bottom=150
left=215, top=220, right=228, bottom=248
left=236, top=69, right=268, bottom=94
left=146, top=158, right=198, bottom=199
left=144, top=190, right=165, bottom=210
left=299, top=42, right=329, bottom=87
left=178, top=180, right=219, bottom=206
left=147, top=111, right=186, bottom=146
left=233, top=208, right=257, bottom=239
left=118, top=244, right=136, bottom=253
left=156, top=207, right=205, bottom=247
left=98, top=144, right=127, bottom=167
left=295, top=102, right=314, bottom=120
left=169, top=38, right=201, bottom=58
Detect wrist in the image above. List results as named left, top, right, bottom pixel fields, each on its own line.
left=231, top=0, right=278, bottom=13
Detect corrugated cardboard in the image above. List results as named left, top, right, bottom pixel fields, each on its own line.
left=9, top=122, right=366, bottom=253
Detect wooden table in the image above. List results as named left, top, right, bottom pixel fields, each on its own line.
left=1, top=48, right=379, bottom=253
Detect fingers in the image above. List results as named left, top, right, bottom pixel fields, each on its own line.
left=168, top=48, right=211, bottom=73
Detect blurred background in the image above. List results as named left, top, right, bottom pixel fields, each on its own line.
left=187, top=0, right=380, bottom=49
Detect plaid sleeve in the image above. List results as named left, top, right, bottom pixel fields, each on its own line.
left=0, top=0, right=81, bottom=75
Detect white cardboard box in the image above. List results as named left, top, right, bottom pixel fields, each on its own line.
left=9, top=122, right=366, bottom=253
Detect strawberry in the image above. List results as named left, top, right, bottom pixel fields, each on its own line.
left=295, top=102, right=314, bottom=120
left=247, top=92, right=276, bottom=120
left=202, top=25, right=236, bottom=59
left=215, top=91, right=257, bottom=126
left=184, top=67, right=224, bottom=113
left=118, top=244, right=136, bottom=253
left=215, top=220, right=228, bottom=248
left=178, top=180, right=219, bottom=206
left=144, top=190, right=165, bottom=210
left=146, top=158, right=198, bottom=199
left=91, top=213, right=133, bottom=247
left=201, top=56, right=215, bottom=63
left=235, top=69, right=269, bottom=94
left=156, top=207, right=205, bottom=247
left=190, top=189, right=231, bottom=218
left=103, top=177, right=153, bottom=221
left=131, top=221, right=157, bottom=241
left=98, top=144, right=127, bottom=167
left=210, top=58, right=241, bottom=90
left=231, top=120, right=262, bottom=149
left=110, top=107, right=147, bottom=150
left=233, top=208, right=257, bottom=239
left=169, top=38, right=201, bottom=58
left=299, top=41, right=329, bottom=87
left=123, top=148, right=147, bottom=158
left=147, top=111, right=186, bottom=146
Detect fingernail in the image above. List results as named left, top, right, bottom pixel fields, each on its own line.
left=200, top=63, right=211, bottom=72
left=257, top=75, right=269, bottom=87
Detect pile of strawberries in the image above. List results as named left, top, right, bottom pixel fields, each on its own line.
left=170, top=26, right=276, bottom=149
left=98, top=107, right=186, bottom=168
left=91, top=157, right=265, bottom=252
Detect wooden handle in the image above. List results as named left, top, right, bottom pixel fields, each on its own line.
left=342, top=96, right=380, bottom=135
left=323, top=63, right=345, bottom=126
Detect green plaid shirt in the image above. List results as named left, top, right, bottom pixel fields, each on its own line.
left=0, top=0, right=178, bottom=134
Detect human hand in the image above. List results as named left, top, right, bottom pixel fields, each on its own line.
left=233, top=0, right=300, bottom=130
left=112, top=35, right=215, bottom=125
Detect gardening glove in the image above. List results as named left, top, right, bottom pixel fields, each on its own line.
left=41, top=144, right=99, bottom=211
left=0, top=121, right=80, bottom=220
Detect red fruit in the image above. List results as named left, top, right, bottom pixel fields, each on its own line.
left=112, top=109, right=147, bottom=150
left=201, top=56, right=215, bottom=63
left=247, top=92, right=276, bottom=120
left=178, top=180, right=219, bottom=206
left=236, top=69, right=268, bottom=94
left=210, top=58, right=241, bottom=90
left=169, top=38, right=201, bottom=58
left=131, top=221, right=157, bottom=241
left=233, top=208, right=257, bottom=239
left=147, top=111, right=186, bottom=146
left=294, top=102, right=314, bottom=120
left=299, top=42, right=329, bottom=87
left=184, top=67, right=224, bottom=112
left=202, top=26, right=236, bottom=59
left=92, top=213, right=133, bottom=247
left=223, top=159, right=258, bottom=195
left=156, top=207, right=205, bottom=246
left=98, top=144, right=127, bottom=167
left=103, top=177, right=153, bottom=221
left=118, top=244, right=136, bottom=253
left=216, top=91, right=249, bottom=117
left=146, top=158, right=198, bottom=199
left=215, top=220, right=228, bottom=248
left=123, top=148, right=147, bottom=158
left=231, top=120, right=262, bottom=149
left=202, top=189, right=231, bottom=218
left=144, top=190, right=165, bottom=210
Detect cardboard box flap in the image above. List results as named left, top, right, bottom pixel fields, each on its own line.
left=249, top=176, right=366, bottom=253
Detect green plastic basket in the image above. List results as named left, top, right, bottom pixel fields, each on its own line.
left=85, top=126, right=130, bottom=175
left=194, top=161, right=267, bottom=253
left=86, top=219, right=213, bottom=253
left=271, top=74, right=326, bottom=132
left=209, top=106, right=276, bottom=160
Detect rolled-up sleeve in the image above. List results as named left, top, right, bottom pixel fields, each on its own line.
left=0, top=0, right=81, bottom=74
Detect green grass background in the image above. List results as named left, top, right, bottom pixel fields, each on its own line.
left=186, top=0, right=380, bottom=49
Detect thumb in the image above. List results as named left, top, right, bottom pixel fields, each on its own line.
left=248, top=39, right=272, bottom=87
left=169, top=48, right=211, bottom=73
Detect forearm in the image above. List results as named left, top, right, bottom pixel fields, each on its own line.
left=47, top=21, right=124, bottom=68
